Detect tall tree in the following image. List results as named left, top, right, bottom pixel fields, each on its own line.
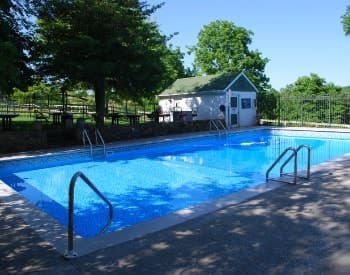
left=190, top=20, right=269, bottom=90
left=158, top=45, right=186, bottom=90
left=34, top=0, right=169, bottom=126
left=0, top=0, right=33, bottom=95
left=281, top=74, right=341, bottom=96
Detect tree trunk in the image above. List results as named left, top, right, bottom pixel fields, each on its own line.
left=94, top=78, right=105, bottom=128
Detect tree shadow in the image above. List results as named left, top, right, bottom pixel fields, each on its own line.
left=2, top=157, right=350, bottom=274
left=0, top=192, right=78, bottom=274
left=71, top=158, right=350, bottom=274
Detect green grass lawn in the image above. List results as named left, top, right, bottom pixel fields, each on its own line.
left=9, top=112, right=150, bottom=131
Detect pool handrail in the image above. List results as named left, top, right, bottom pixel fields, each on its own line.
left=280, top=144, right=311, bottom=180
left=209, top=119, right=226, bottom=133
left=266, top=147, right=298, bottom=184
left=82, top=129, right=93, bottom=156
left=64, top=171, right=113, bottom=259
left=95, top=128, right=106, bottom=156
left=216, top=119, right=227, bottom=131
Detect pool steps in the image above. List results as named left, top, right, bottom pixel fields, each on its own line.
left=266, top=144, right=311, bottom=184
left=209, top=119, right=227, bottom=134
left=82, top=129, right=106, bottom=157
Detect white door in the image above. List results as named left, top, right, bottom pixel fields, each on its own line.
left=229, top=93, right=239, bottom=128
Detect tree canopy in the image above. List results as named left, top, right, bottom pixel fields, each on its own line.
left=342, top=4, right=350, bottom=36
left=159, top=45, right=186, bottom=91
left=190, top=20, right=270, bottom=90
left=277, top=74, right=345, bottom=125
left=256, top=89, right=279, bottom=119
left=0, top=0, right=33, bottom=95
left=280, top=74, right=342, bottom=96
left=33, top=0, right=177, bottom=125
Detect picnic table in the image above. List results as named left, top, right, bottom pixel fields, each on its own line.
left=108, top=113, right=140, bottom=126
left=125, top=113, right=140, bottom=125
left=0, top=113, right=19, bottom=130
left=107, top=112, right=120, bottom=125
left=49, top=111, right=62, bottom=124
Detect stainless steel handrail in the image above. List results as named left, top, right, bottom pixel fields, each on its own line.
left=82, top=129, right=93, bottom=156
left=266, top=147, right=298, bottom=184
left=64, top=171, right=113, bottom=259
left=209, top=119, right=219, bottom=131
left=209, top=119, right=226, bottom=132
left=95, top=129, right=106, bottom=155
left=280, top=144, right=311, bottom=180
left=216, top=119, right=227, bottom=130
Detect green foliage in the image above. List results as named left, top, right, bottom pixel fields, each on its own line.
left=256, top=89, right=279, bottom=119
left=254, top=74, right=350, bottom=126
left=342, top=86, right=350, bottom=94
left=11, top=81, right=60, bottom=102
left=33, top=0, right=172, bottom=125
left=190, top=20, right=270, bottom=90
left=278, top=74, right=346, bottom=124
left=280, top=74, right=342, bottom=96
left=342, top=4, right=350, bottom=36
left=160, top=45, right=186, bottom=90
left=0, top=0, right=33, bottom=95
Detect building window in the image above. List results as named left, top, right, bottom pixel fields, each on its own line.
left=230, top=97, right=238, bottom=108
left=231, top=114, right=238, bottom=125
left=241, top=98, right=251, bottom=109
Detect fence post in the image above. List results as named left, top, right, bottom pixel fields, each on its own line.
left=300, top=98, right=303, bottom=126
left=83, top=104, right=86, bottom=119
left=278, top=95, right=281, bottom=126
left=328, top=95, right=331, bottom=127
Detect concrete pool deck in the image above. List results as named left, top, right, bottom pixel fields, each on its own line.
left=2, top=127, right=350, bottom=274
left=1, top=156, right=350, bottom=274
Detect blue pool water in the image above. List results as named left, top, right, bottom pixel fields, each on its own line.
left=1, top=129, right=350, bottom=238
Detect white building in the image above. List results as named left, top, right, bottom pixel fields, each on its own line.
left=158, top=71, right=258, bottom=128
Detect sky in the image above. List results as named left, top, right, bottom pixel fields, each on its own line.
left=147, top=0, right=350, bottom=90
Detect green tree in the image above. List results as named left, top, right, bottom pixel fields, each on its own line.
left=280, top=74, right=344, bottom=124
left=281, top=74, right=341, bottom=96
left=34, top=0, right=169, bottom=126
left=190, top=20, right=269, bottom=90
left=0, top=0, right=33, bottom=95
left=159, top=45, right=186, bottom=90
left=12, top=81, right=54, bottom=103
left=257, top=89, right=279, bottom=119
left=342, top=4, right=350, bottom=35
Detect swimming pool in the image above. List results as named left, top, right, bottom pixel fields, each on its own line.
left=1, top=128, right=350, bottom=239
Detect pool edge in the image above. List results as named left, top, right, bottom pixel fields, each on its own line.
left=2, top=126, right=350, bottom=257
left=0, top=175, right=283, bottom=257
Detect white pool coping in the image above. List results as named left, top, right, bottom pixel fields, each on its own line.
left=0, top=175, right=283, bottom=257
left=1, top=126, right=350, bottom=257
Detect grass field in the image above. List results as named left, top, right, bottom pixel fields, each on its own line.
left=6, top=111, right=153, bottom=131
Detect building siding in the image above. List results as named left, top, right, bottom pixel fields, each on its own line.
left=159, top=94, right=226, bottom=121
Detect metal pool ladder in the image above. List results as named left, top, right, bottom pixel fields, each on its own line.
left=266, top=145, right=311, bottom=184
left=82, top=129, right=93, bottom=156
left=82, top=129, right=106, bottom=157
left=209, top=119, right=227, bottom=134
left=64, top=172, right=113, bottom=259
left=95, top=128, right=106, bottom=156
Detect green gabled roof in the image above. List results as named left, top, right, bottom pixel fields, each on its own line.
left=159, top=72, right=240, bottom=97
left=230, top=74, right=258, bottom=92
left=159, top=71, right=258, bottom=97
